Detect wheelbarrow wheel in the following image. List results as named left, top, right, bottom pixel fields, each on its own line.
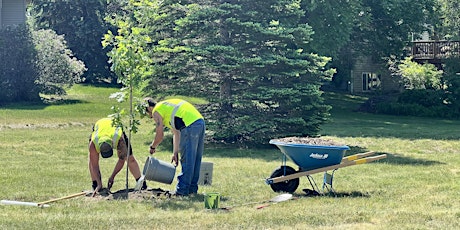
left=269, top=166, right=299, bottom=193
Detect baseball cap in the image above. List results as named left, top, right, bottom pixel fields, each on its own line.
left=99, top=138, right=113, bottom=158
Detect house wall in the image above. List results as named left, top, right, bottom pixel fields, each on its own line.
left=1, top=0, right=27, bottom=29
left=350, top=56, right=400, bottom=94
left=0, top=0, right=2, bottom=27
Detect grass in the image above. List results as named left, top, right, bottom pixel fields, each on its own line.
left=1, top=85, right=460, bottom=229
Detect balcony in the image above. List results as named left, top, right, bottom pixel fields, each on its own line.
left=411, top=40, right=460, bottom=61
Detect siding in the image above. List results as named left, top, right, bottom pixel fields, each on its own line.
left=350, top=56, right=400, bottom=93
left=1, top=0, right=26, bottom=29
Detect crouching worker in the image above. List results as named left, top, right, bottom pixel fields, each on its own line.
left=88, top=117, right=147, bottom=196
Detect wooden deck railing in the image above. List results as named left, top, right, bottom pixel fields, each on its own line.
left=412, top=40, right=460, bottom=60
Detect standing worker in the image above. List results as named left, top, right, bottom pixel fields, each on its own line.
left=88, top=117, right=147, bottom=196
left=144, top=98, right=205, bottom=196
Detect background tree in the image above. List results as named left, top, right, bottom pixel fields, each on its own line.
left=30, top=0, right=115, bottom=83
left=300, top=0, right=368, bottom=89
left=322, top=0, right=439, bottom=88
left=437, top=0, right=460, bottom=39
left=302, top=0, right=364, bottom=59
left=0, top=25, right=39, bottom=103
left=356, top=0, right=438, bottom=59
left=105, top=0, right=334, bottom=144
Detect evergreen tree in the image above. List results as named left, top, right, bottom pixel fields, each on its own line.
left=106, top=0, right=335, bottom=144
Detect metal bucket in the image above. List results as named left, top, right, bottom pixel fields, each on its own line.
left=142, top=156, right=176, bottom=184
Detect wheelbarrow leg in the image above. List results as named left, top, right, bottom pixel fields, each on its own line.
left=322, top=169, right=338, bottom=194
left=303, top=169, right=337, bottom=196
left=303, top=175, right=321, bottom=196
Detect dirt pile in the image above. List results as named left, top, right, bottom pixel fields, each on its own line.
left=85, top=188, right=172, bottom=202
left=272, top=137, right=344, bottom=146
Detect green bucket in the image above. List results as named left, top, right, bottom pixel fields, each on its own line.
left=204, top=192, right=220, bottom=209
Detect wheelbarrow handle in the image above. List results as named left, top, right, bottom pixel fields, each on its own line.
left=341, top=151, right=375, bottom=162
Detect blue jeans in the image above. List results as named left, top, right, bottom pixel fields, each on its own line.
left=176, top=119, right=205, bottom=195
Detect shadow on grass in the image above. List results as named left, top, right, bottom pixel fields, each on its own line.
left=381, top=153, right=443, bottom=166
left=97, top=187, right=225, bottom=211
left=142, top=116, right=447, bottom=167
left=2, top=99, right=87, bottom=110
left=347, top=146, right=442, bottom=166
left=197, top=144, right=443, bottom=168
left=322, top=113, right=460, bottom=141
left=298, top=189, right=370, bottom=198
left=327, top=191, right=370, bottom=198
left=149, top=193, right=233, bottom=211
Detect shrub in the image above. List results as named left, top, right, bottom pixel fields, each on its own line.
left=0, top=26, right=85, bottom=103
left=397, top=57, right=443, bottom=90
left=32, top=29, right=86, bottom=96
left=0, top=25, right=40, bottom=103
left=378, top=103, right=427, bottom=117
left=397, top=89, right=446, bottom=107
left=374, top=90, right=457, bottom=118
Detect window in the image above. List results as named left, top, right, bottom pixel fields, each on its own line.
left=362, top=72, right=381, bottom=91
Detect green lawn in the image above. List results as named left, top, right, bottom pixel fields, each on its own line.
left=1, top=85, right=460, bottom=229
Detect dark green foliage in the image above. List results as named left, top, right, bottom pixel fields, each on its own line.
left=356, top=0, right=438, bottom=60
left=375, top=102, right=454, bottom=118
left=0, top=25, right=85, bottom=103
left=397, top=90, right=445, bottom=107
left=0, top=25, right=40, bottom=103
left=30, top=0, right=115, bottom=83
left=325, top=0, right=439, bottom=88
left=302, top=0, right=364, bottom=59
left=443, top=58, right=460, bottom=115
left=370, top=89, right=457, bottom=118
left=438, top=0, right=460, bottom=40
left=149, top=0, right=332, bottom=144
left=107, top=0, right=333, bottom=145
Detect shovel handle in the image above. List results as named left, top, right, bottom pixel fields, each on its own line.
left=37, top=191, right=88, bottom=206
left=256, top=204, right=270, bottom=209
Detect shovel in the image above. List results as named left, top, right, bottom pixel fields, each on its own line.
left=220, top=193, right=293, bottom=210
left=1, top=191, right=90, bottom=208
left=256, top=193, right=293, bottom=209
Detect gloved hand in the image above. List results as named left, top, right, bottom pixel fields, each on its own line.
left=92, top=184, right=101, bottom=197
left=107, top=177, right=114, bottom=190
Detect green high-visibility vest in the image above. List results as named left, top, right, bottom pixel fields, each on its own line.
left=91, top=118, right=122, bottom=152
left=153, top=99, right=203, bottom=130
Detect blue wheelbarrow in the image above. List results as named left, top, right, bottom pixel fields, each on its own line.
left=265, top=139, right=387, bottom=194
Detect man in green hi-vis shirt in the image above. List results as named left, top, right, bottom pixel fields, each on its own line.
left=144, top=98, right=205, bottom=196
left=88, top=117, right=146, bottom=196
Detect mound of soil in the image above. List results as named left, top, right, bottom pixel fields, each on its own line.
left=85, top=187, right=172, bottom=202
left=272, top=137, right=344, bottom=146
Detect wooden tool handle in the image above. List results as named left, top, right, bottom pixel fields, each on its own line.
left=37, top=191, right=88, bottom=206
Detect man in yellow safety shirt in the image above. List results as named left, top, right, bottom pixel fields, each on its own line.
left=88, top=117, right=146, bottom=196
left=144, top=98, right=205, bottom=196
